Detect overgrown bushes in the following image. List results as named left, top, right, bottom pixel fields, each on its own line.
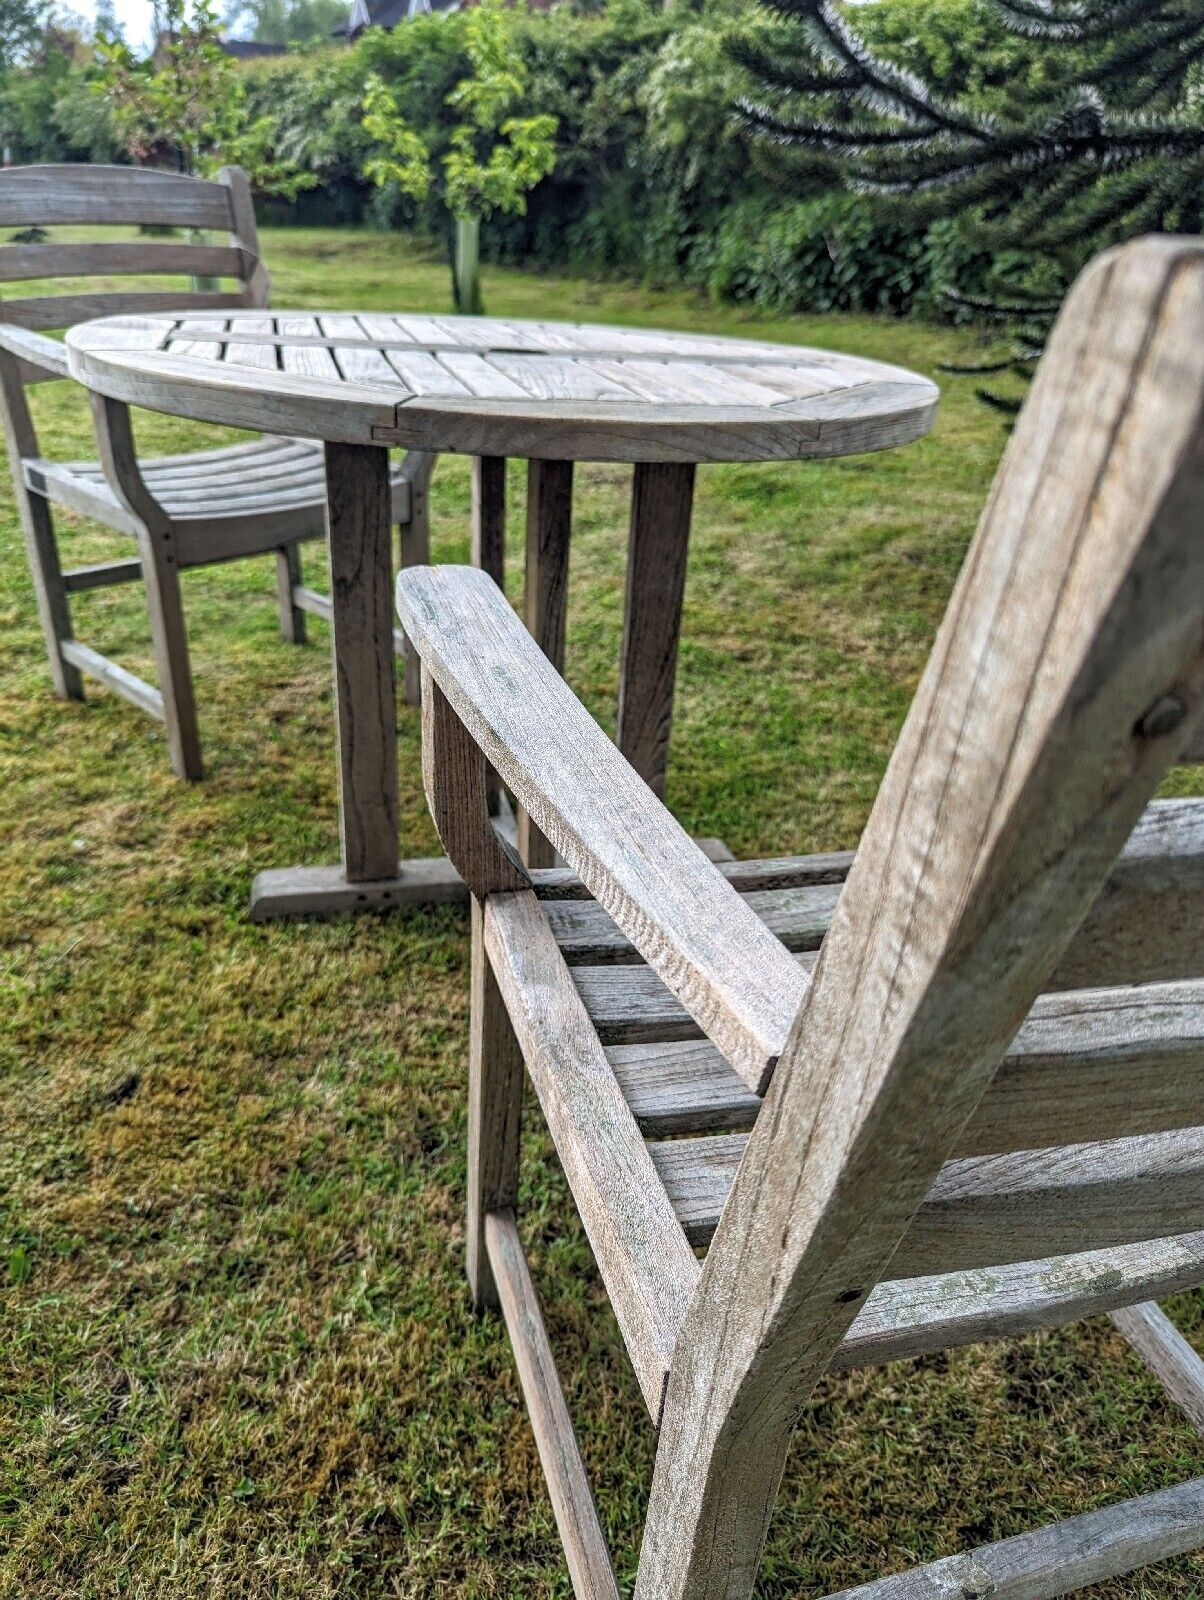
left=2, top=0, right=1049, bottom=319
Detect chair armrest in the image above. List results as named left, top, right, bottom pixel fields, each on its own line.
left=397, top=564, right=806, bottom=1093
left=0, top=325, right=70, bottom=381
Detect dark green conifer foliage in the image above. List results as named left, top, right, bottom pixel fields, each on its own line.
left=737, top=0, right=1204, bottom=406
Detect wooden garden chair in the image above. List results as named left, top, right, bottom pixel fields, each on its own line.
left=0, top=163, right=435, bottom=780
left=396, top=234, right=1204, bottom=1600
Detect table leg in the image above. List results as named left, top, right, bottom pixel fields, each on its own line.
left=519, top=458, right=573, bottom=867
left=615, top=463, right=695, bottom=800
left=248, top=440, right=464, bottom=919
left=473, top=456, right=508, bottom=819
left=325, top=442, right=401, bottom=881
left=472, top=455, right=507, bottom=584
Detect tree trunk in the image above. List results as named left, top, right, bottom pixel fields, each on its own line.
left=454, top=213, right=484, bottom=316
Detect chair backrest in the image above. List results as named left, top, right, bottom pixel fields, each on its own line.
left=0, top=163, right=268, bottom=353
left=639, top=235, right=1204, bottom=1597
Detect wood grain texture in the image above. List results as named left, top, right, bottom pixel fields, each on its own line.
left=66, top=309, right=938, bottom=464
left=615, top=463, right=695, bottom=797
left=1111, top=1301, right=1204, bottom=1434
left=824, top=1477, right=1204, bottom=1600
left=395, top=564, right=808, bottom=1095
left=485, top=889, right=699, bottom=1417
left=398, top=450, right=437, bottom=709
left=90, top=391, right=202, bottom=779
left=325, top=442, right=399, bottom=882
left=607, top=979, right=1204, bottom=1148
left=275, top=542, right=306, bottom=645
left=484, top=1211, right=622, bottom=1600
left=0, top=163, right=233, bottom=229
left=520, top=458, right=573, bottom=868
left=0, top=240, right=249, bottom=284
left=651, top=1126, right=1204, bottom=1266
left=839, top=1233, right=1204, bottom=1371
left=0, top=346, right=81, bottom=698
left=420, top=669, right=528, bottom=902
left=636, top=237, right=1204, bottom=1600
left=468, top=905, right=526, bottom=1308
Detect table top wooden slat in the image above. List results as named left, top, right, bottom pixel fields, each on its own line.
left=67, top=309, right=939, bottom=464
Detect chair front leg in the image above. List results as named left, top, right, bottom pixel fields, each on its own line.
left=90, top=392, right=202, bottom=780
left=0, top=350, right=83, bottom=700
left=467, top=896, right=525, bottom=1308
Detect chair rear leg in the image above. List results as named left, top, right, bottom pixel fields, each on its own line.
left=468, top=895, right=525, bottom=1309
left=138, top=526, right=203, bottom=781
left=17, top=483, right=83, bottom=701
left=275, top=543, right=307, bottom=645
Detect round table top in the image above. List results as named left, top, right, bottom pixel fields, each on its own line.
left=67, top=310, right=939, bottom=464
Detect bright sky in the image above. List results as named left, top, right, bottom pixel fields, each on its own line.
left=106, top=0, right=163, bottom=52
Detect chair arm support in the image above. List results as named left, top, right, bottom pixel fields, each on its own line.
left=397, top=564, right=806, bottom=1094
left=0, top=324, right=70, bottom=381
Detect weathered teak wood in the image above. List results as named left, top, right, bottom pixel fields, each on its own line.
left=838, top=1234, right=1204, bottom=1372
left=825, top=1478, right=1204, bottom=1600
left=609, top=976, right=1204, bottom=1146
left=1111, top=1301, right=1204, bottom=1435
left=324, top=441, right=401, bottom=884
left=484, top=1211, right=622, bottom=1600
left=651, top=1126, right=1204, bottom=1264
left=89, top=390, right=202, bottom=778
left=485, top=887, right=700, bottom=1417
left=397, top=451, right=436, bottom=708
left=396, top=237, right=1204, bottom=1600
left=519, top=458, right=573, bottom=869
left=66, top=299, right=936, bottom=913
left=615, top=462, right=695, bottom=797
left=397, top=564, right=807, bottom=1095
left=636, top=234, right=1204, bottom=1600
left=0, top=162, right=436, bottom=782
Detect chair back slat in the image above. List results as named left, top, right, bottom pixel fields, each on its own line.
left=0, top=289, right=251, bottom=332
left=0, top=240, right=250, bottom=285
left=0, top=163, right=232, bottom=229
left=0, top=165, right=268, bottom=338
left=637, top=235, right=1204, bottom=1600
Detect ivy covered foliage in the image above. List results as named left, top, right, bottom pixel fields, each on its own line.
left=6, top=0, right=1198, bottom=322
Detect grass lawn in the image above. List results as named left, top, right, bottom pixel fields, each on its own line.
left=1, top=225, right=1202, bottom=1599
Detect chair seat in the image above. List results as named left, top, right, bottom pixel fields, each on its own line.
left=23, top=435, right=413, bottom=565
left=506, top=801, right=1204, bottom=1381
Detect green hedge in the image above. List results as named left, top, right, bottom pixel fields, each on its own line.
left=2, top=0, right=1040, bottom=320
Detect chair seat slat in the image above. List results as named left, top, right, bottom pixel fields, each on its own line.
left=609, top=977, right=1204, bottom=1151
left=649, top=1127, right=1204, bottom=1271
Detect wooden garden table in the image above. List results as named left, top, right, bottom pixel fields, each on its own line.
left=66, top=309, right=938, bottom=917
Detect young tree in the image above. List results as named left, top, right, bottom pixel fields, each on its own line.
left=361, top=0, right=557, bottom=313
left=96, top=0, right=312, bottom=193
left=0, top=0, right=45, bottom=75
left=738, top=0, right=1204, bottom=405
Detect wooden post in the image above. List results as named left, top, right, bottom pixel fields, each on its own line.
left=468, top=898, right=525, bottom=1306
left=0, top=349, right=83, bottom=700
left=520, top=458, right=573, bottom=868
left=275, top=543, right=306, bottom=645
left=616, top=463, right=695, bottom=799
left=399, top=453, right=435, bottom=709
left=90, top=391, right=202, bottom=780
left=473, top=454, right=507, bottom=815
left=325, top=441, right=399, bottom=884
